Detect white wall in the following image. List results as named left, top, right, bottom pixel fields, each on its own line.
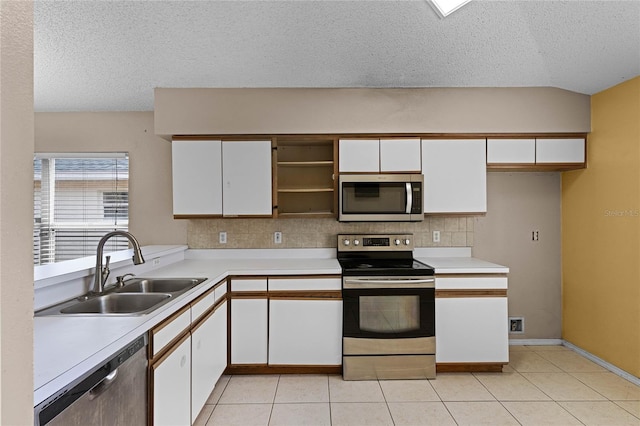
left=474, top=172, right=562, bottom=339
left=35, top=112, right=187, bottom=246
left=0, top=1, right=35, bottom=423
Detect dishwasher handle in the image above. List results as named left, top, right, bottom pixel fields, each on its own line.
left=88, top=368, right=118, bottom=400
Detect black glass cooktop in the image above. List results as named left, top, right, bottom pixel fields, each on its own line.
left=338, top=256, right=434, bottom=276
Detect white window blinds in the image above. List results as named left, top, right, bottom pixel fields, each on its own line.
left=33, top=153, right=130, bottom=265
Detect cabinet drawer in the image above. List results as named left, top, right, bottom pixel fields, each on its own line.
left=269, top=277, right=341, bottom=291
left=231, top=278, right=267, bottom=292
left=214, top=281, right=227, bottom=301
left=436, top=276, right=507, bottom=290
left=151, top=307, right=191, bottom=357
left=191, top=287, right=217, bottom=323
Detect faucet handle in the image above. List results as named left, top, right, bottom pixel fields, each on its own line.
left=115, top=273, right=136, bottom=287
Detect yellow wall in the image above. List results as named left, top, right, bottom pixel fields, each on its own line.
left=562, top=76, right=640, bottom=377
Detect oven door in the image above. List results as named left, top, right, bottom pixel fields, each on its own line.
left=342, top=277, right=435, bottom=340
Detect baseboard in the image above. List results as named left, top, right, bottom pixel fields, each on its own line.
left=509, top=338, right=563, bottom=346
left=562, top=340, right=640, bottom=387
left=508, top=338, right=640, bottom=386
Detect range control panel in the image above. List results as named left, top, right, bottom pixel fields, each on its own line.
left=337, top=234, right=414, bottom=252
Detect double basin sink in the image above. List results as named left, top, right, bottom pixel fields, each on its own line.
left=36, top=278, right=207, bottom=316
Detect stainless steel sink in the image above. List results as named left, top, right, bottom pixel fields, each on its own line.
left=115, top=278, right=206, bottom=294
left=59, top=293, right=172, bottom=315
left=35, top=276, right=208, bottom=317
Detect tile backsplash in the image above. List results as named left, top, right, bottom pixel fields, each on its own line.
left=188, top=216, right=474, bottom=249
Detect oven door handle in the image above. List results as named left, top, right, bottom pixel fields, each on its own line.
left=343, top=278, right=435, bottom=289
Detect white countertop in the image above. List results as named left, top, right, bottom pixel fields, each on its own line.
left=34, top=246, right=507, bottom=406
left=419, top=257, right=509, bottom=274
left=34, top=251, right=341, bottom=406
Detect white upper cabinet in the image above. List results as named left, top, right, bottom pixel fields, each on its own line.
left=536, top=138, right=585, bottom=163
left=379, top=138, right=422, bottom=172
left=487, top=138, right=535, bottom=164
left=172, top=139, right=272, bottom=217
left=222, top=140, right=273, bottom=216
left=421, top=139, right=487, bottom=213
left=339, top=139, right=379, bottom=172
left=339, top=138, right=421, bottom=172
left=172, top=140, right=222, bottom=215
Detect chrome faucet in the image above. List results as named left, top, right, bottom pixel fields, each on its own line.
left=93, top=231, right=145, bottom=294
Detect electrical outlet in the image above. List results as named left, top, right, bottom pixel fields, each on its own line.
left=433, top=230, right=441, bottom=243
left=152, top=258, right=161, bottom=266
left=532, top=230, right=539, bottom=241
left=219, top=231, right=227, bottom=244
left=274, top=231, right=282, bottom=244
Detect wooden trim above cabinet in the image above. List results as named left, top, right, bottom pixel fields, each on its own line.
left=173, top=132, right=588, bottom=140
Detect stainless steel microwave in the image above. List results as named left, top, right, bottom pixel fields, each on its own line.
left=338, top=174, right=424, bottom=222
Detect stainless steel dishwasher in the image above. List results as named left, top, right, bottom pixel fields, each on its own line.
left=34, top=334, right=148, bottom=426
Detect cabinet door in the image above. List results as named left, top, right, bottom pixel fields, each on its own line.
left=172, top=140, right=222, bottom=215
left=152, top=334, right=191, bottom=426
left=269, top=299, right=342, bottom=365
left=380, top=138, right=421, bottom=172
left=339, top=139, right=379, bottom=172
left=421, top=139, right=487, bottom=213
left=222, top=140, right=273, bottom=216
left=536, top=138, right=585, bottom=163
left=435, top=297, right=508, bottom=363
left=191, top=301, right=227, bottom=424
left=487, top=138, right=535, bottom=164
left=231, top=298, right=268, bottom=364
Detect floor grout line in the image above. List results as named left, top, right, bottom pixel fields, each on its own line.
left=198, top=350, right=639, bottom=425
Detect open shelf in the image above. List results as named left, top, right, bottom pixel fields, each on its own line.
left=275, top=138, right=336, bottom=218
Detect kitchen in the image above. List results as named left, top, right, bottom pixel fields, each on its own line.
left=2, top=1, right=640, bottom=425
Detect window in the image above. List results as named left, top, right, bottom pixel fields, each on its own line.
left=33, top=153, right=130, bottom=265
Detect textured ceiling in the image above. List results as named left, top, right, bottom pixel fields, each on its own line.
left=34, top=0, right=640, bottom=112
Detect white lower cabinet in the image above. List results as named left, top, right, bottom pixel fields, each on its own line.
left=435, top=297, right=509, bottom=363
left=150, top=281, right=228, bottom=426
left=152, top=334, right=192, bottom=426
left=231, top=298, right=268, bottom=364
left=269, top=299, right=342, bottom=365
left=191, top=301, right=227, bottom=424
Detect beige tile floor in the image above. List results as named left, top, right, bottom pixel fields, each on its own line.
left=194, top=345, right=640, bottom=425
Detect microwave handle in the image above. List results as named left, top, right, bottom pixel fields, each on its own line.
left=406, top=182, right=413, bottom=214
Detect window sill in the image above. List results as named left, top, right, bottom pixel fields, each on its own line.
left=34, top=245, right=188, bottom=290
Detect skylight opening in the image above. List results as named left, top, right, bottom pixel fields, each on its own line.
left=429, top=0, right=472, bottom=18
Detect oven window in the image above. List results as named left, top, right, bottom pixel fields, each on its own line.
left=359, top=295, right=420, bottom=333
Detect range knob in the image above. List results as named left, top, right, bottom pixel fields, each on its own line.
left=343, top=239, right=350, bottom=246
left=394, top=239, right=401, bottom=245
left=404, top=238, right=411, bottom=245
left=353, top=239, right=360, bottom=246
